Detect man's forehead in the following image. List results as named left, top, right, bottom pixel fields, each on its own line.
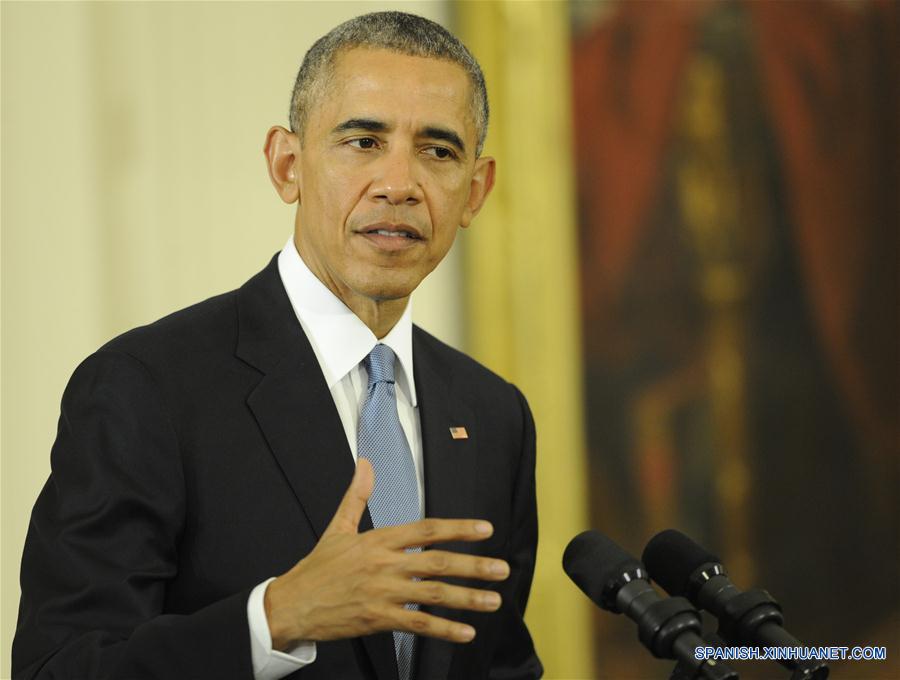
left=320, top=47, right=475, bottom=130
left=331, top=45, right=470, bottom=82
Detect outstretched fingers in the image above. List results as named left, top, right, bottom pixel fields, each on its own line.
left=379, top=518, right=495, bottom=550
left=393, top=607, right=477, bottom=643
left=404, top=549, right=509, bottom=581
left=404, top=579, right=503, bottom=613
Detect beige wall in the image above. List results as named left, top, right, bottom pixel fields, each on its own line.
left=0, top=2, right=457, bottom=674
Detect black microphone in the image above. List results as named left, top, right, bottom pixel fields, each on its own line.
left=563, top=530, right=737, bottom=680
left=643, top=529, right=829, bottom=680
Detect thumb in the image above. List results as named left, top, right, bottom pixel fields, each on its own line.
left=323, top=457, right=374, bottom=536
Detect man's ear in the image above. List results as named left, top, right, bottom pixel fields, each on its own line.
left=460, top=156, right=496, bottom=228
left=263, top=126, right=301, bottom=204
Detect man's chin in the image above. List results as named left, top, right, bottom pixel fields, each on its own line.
left=366, top=286, right=416, bottom=303
left=363, top=279, right=422, bottom=303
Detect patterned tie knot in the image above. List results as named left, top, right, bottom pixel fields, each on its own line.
left=365, top=343, right=396, bottom=386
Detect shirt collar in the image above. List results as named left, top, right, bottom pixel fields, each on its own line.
left=277, top=237, right=417, bottom=406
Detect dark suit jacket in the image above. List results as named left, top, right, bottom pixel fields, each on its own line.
left=13, top=255, right=542, bottom=680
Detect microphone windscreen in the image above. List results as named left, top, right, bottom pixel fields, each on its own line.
left=562, top=530, right=642, bottom=610
left=642, top=529, right=721, bottom=596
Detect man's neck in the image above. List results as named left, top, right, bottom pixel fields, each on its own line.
left=342, top=295, right=408, bottom=340
left=293, top=236, right=407, bottom=339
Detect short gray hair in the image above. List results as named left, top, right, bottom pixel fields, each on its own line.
left=289, top=11, right=489, bottom=156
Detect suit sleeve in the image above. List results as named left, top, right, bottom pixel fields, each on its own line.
left=12, top=350, right=255, bottom=680
left=488, top=385, right=543, bottom=680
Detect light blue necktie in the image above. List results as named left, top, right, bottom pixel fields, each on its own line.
left=357, top=343, right=421, bottom=680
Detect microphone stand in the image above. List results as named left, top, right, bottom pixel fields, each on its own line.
left=715, top=588, right=828, bottom=680
left=669, top=632, right=734, bottom=680
left=622, top=593, right=737, bottom=680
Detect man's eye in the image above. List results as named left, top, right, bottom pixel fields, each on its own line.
left=349, top=137, right=379, bottom=150
left=425, top=146, right=456, bottom=160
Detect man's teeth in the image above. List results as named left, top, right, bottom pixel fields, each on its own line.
left=373, top=229, right=411, bottom=238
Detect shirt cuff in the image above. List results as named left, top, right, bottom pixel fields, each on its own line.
left=248, top=577, right=317, bottom=680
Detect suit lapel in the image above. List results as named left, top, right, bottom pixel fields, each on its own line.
left=236, top=256, right=398, bottom=680
left=237, top=255, right=362, bottom=540
left=415, top=339, right=479, bottom=521
left=413, top=331, right=480, bottom=680
left=245, top=348, right=357, bottom=536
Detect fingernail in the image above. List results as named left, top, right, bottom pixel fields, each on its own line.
left=483, top=592, right=501, bottom=607
left=459, top=625, right=476, bottom=641
left=475, top=521, right=492, bottom=535
left=491, top=560, right=509, bottom=576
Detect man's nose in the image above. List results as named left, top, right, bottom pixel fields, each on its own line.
left=368, top=149, right=424, bottom=206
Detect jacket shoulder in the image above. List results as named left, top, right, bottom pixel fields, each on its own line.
left=413, top=325, right=526, bottom=403
left=98, top=288, right=240, bottom=364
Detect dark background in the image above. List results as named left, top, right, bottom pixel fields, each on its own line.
left=572, top=1, right=898, bottom=677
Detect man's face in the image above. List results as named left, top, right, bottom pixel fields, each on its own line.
left=290, top=47, right=493, bottom=307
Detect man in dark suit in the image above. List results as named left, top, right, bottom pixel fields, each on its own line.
left=13, top=11, right=542, bottom=680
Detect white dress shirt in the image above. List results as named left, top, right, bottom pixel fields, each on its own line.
left=247, top=237, right=424, bottom=680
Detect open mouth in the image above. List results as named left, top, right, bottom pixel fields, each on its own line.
left=356, top=223, right=425, bottom=252
left=366, top=228, right=420, bottom=239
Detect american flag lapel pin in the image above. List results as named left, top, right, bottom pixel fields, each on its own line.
left=449, top=426, right=469, bottom=440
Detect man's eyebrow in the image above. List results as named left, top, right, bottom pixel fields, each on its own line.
left=331, top=118, right=388, bottom=134
left=331, top=119, right=466, bottom=155
left=421, top=126, right=466, bottom=155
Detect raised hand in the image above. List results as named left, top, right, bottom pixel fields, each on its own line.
left=264, top=458, right=510, bottom=650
